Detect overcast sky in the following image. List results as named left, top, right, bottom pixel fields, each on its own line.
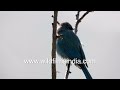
left=0, top=11, right=120, bottom=79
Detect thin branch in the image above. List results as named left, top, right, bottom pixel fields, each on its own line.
left=65, top=61, right=71, bottom=79
left=52, top=15, right=60, bottom=25
left=76, top=11, right=80, bottom=20
left=51, top=11, right=58, bottom=79
left=75, top=11, right=93, bottom=34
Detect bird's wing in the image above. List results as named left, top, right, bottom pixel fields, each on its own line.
left=62, top=31, right=86, bottom=61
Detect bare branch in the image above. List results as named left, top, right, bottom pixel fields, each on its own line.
left=65, top=61, right=71, bottom=79
left=52, top=15, right=60, bottom=25
left=76, top=11, right=80, bottom=20
left=75, top=11, right=93, bottom=34
left=51, top=11, right=58, bottom=79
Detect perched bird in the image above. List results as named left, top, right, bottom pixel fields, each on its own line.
left=56, top=22, right=92, bottom=79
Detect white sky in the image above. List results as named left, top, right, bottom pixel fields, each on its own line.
left=0, top=11, right=120, bottom=79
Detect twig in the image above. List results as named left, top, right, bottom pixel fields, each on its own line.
left=51, top=11, right=58, bottom=79
left=52, top=15, right=60, bottom=25
left=65, top=61, right=71, bottom=79
left=76, top=11, right=80, bottom=20
left=75, top=11, right=93, bottom=34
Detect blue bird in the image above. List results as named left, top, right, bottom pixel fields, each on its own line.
left=56, top=22, right=92, bottom=79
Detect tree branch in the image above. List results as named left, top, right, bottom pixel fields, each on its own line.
left=75, top=11, right=93, bottom=34
left=65, top=61, right=71, bottom=79
left=51, top=11, right=58, bottom=79
left=76, top=11, right=80, bottom=20
left=52, top=15, right=60, bottom=25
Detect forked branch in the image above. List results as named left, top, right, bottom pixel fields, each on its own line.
left=75, top=11, right=93, bottom=34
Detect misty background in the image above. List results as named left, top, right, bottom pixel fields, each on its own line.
left=0, top=11, right=120, bottom=79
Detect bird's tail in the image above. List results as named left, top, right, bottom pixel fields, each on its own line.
left=76, top=64, right=92, bottom=79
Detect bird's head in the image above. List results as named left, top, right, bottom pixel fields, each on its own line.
left=57, top=22, right=74, bottom=35
left=60, top=22, right=74, bottom=30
